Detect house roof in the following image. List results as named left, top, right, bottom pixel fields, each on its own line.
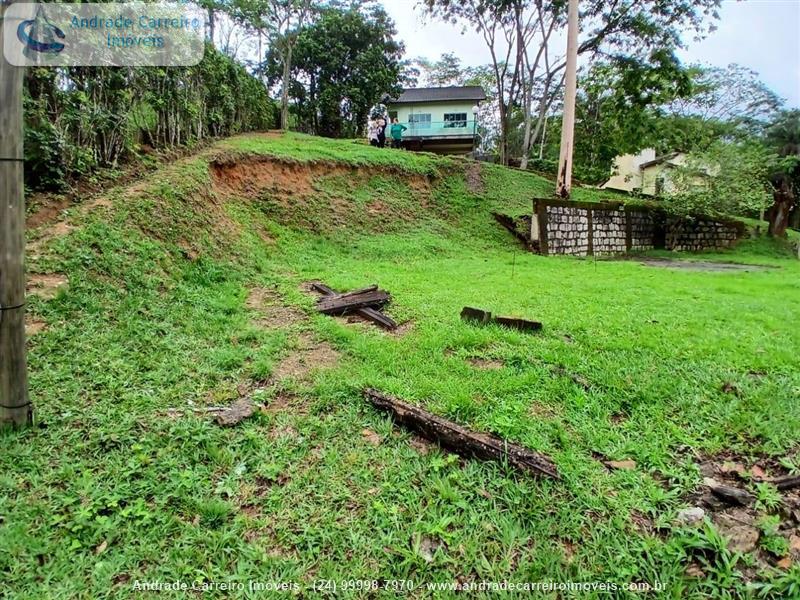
left=387, top=86, right=487, bottom=105
left=640, top=152, right=682, bottom=170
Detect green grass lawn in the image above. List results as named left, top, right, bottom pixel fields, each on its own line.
left=4, top=133, right=800, bottom=598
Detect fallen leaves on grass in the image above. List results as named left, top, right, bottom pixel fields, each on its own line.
left=361, top=429, right=381, bottom=446
left=605, top=459, right=637, bottom=471
left=215, top=399, right=258, bottom=427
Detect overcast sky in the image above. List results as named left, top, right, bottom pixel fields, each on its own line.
left=383, top=0, right=800, bottom=108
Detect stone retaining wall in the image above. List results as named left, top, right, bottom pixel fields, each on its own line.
left=532, top=199, right=744, bottom=257
left=591, top=207, right=627, bottom=255
left=545, top=205, right=589, bottom=255
left=629, top=210, right=657, bottom=252
left=665, top=217, right=740, bottom=252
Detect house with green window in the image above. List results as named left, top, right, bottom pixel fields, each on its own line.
left=385, top=86, right=486, bottom=154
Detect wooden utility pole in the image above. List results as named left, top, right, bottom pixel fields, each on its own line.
left=555, top=0, right=579, bottom=198
left=0, top=1, right=32, bottom=428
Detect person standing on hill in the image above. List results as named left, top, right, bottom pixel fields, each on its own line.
left=367, top=118, right=380, bottom=147
left=390, top=118, right=407, bottom=149
left=376, top=116, right=387, bottom=148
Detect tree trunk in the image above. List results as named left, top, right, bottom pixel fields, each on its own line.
left=207, top=7, right=215, bottom=42
left=556, top=0, right=579, bottom=198
left=498, top=101, right=509, bottom=166
left=519, top=87, right=532, bottom=170
left=280, top=44, right=293, bottom=131
left=789, top=205, right=800, bottom=230
left=767, top=176, right=795, bottom=237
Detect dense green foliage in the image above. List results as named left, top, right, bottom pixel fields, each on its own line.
left=764, top=110, right=800, bottom=234
left=423, top=0, right=721, bottom=165
left=266, top=3, right=403, bottom=137
left=532, top=52, right=694, bottom=183
left=531, top=59, right=789, bottom=185
left=664, top=142, right=776, bottom=218
left=24, top=44, right=276, bottom=191
left=7, top=133, right=799, bottom=597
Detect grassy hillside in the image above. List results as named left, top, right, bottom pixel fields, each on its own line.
left=5, top=132, right=800, bottom=597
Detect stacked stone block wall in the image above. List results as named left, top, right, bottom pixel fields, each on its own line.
left=628, top=210, right=656, bottom=252
left=534, top=199, right=742, bottom=257
left=591, top=207, right=627, bottom=255
left=665, top=217, right=739, bottom=252
left=545, top=206, right=589, bottom=256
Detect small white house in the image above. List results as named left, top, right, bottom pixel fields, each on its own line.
left=601, top=149, right=690, bottom=196
left=385, top=86, right=486, bottom=154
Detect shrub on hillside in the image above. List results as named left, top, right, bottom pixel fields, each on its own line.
left=23, top=45, right=276, bottom=191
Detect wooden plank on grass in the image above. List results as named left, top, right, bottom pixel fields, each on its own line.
left=494, top=316, right=543, bottom=332
left=462, top=307, right=542, bottom=333
left=317, top=289, right=390, bottom=314
left=772, top=475, right=800, bottom=492
left=704, top=479, right=754, bottom=506
left=364, top=389, right=560, bottom=480
left=322, top=285, right=378, bottom=301
left=461, top=306, right=492, bottom=324
left=311, top=282, right=397, bottom=330
left=358, top=306, right=398, bottom=330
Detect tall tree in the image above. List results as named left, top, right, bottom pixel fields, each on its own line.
left=423, top=0, right=530, bottom=165
left=665, top=64, right=782, bottom=125
left=561, top=51, right=693, bottom=183
left=424, top=0, right=720, bottom=166
left=412, top=52, right=466, bottom=87
left=269, top=3, right=403, bottom=138
left=234, top=0, right=312, bottom=130
left=664, top=141, right=776, bottom=220
left=651, top=63, right=785, bottom=153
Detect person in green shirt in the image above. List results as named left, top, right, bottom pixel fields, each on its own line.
left=390, top=118, right=407, bottom=149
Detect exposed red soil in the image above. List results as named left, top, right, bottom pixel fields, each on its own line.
left=210, top=154, right=435, bottom=232
left=246, top=287, right=306, bottom=329
left=270, top=333, right=340, bottom=383
left=26, top=273, right=68, bottom=300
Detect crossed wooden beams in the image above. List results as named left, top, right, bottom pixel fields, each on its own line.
left=310, top=282, right=397, bottom=330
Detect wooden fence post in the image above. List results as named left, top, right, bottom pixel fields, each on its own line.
left=0, top=1, right=32, bottom=428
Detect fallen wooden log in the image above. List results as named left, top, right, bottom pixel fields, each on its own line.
left=310, top=282, right=340, bottom=298
left=357, top=306, right=398, bottom=329
left=331, top=285, right=378, bottom=300
left=703, top=478, right=754, bottom=506
left=771, top=475, right=800, bottom=491
left=317, top=289, right=390, bottom=314
left=461, top=306, right=542, bottom=333
left=311, top=282, right=397, bottom=330
left=494, top=316, right=543, bottom=332
left=364, top=388, right=560, bottom=480
left=461, top=306, right=492, bottom=324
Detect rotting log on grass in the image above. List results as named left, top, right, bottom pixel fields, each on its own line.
left=364, top=389, right=560, bottom=480
left=310, top=282, right=397, bottom=330
left=704, top=478, right=755, bottom=506
left=317, top=289, right=389, bottom=314
left=461, top=307, right=542, bottom=333
left=770, top=475, right=800, bottom=492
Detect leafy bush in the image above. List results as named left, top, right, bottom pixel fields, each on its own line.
left=662, top=142, right=776, bottom=218
left=23, top=45, right=276, bottom=191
